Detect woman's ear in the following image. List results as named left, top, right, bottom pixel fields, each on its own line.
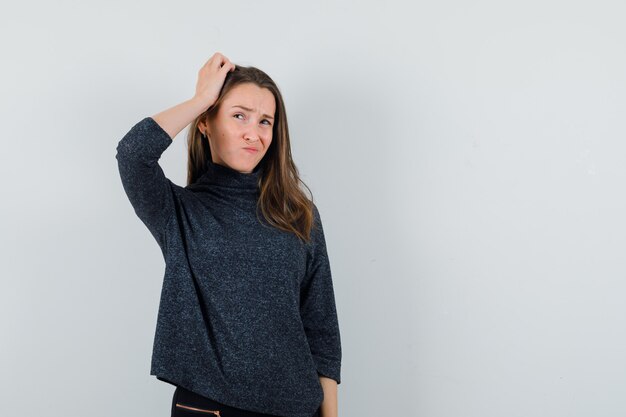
left=197, top=120, right=210, bottom=138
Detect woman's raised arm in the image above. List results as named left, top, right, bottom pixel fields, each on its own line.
left=115, top=52, right=235, bottom=254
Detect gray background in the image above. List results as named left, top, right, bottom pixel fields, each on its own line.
left=1, top=1, right=625, bottom=416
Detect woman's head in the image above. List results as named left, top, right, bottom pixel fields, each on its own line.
left=197, top=82, right=276, bottom=174
left=186, top=65, right=317, bottom=242
left=188, top=65, right=288, bottom=180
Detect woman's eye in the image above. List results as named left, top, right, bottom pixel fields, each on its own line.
left=234, top=114, right=271, bottom=126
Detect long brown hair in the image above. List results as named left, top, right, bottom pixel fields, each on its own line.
left=185, top=65, right=316, bottom=243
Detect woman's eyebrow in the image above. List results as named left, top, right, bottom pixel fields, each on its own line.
left=231, top=105, right=274, bottom=120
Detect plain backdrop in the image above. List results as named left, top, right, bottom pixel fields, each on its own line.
left=1, top=1, right=625, bottom=416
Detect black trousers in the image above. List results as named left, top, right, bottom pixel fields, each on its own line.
left=171, top=385, right=321, bottom=417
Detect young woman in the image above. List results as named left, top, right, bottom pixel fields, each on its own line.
left=116, top=52, right=342, bottom=417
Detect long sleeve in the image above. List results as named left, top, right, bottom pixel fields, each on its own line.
left=300, top=204, right=342, bottom=384
left=115, top=116, right=177, bottom=253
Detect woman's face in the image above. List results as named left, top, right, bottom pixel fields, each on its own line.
left=199, top=82, right=276, bottom=174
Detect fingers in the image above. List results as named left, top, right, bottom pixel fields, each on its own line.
left=202, top=52, right=234, bottom=74
left=218, top=56, right=233, bottom=71
left=193, top=52, right=235, bottom=105
left=213, top=52, right=228, bottom=68
left=202, top=52, right=225, bottom=68
left=221, top=61, right=235, bottom=73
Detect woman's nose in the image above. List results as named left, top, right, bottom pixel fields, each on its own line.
left=244, top=129, right=261, bottom=142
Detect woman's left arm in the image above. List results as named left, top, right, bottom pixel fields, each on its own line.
left=319, top=375, right=338, bottom=417
left=300, top=204, right=342, bottom=415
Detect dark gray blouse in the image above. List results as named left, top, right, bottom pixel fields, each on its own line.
left=115, top=117, right=341, bottom=417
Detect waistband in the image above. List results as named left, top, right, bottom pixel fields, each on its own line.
left=174, top=385, right=316, bottom=417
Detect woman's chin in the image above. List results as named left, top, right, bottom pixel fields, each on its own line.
left=229, top=160, right=255, bottom=174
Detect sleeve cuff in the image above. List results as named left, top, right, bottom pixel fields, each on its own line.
left=313, top=355, right=341, bottom=384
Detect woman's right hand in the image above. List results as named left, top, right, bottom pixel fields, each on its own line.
left=193, top=52, right=236, bottom=109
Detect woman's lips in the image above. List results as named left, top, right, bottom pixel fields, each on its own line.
left=243, top=147, right=258, bottom=153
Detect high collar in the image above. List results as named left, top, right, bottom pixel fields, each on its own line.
left=192, top=158, right=264, bottom=192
